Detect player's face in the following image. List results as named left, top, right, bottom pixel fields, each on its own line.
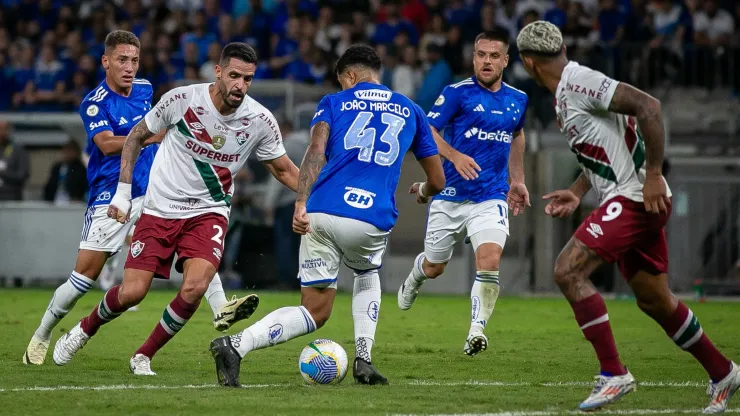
left=473, top=39, right=508, bottom=88
left=215, top=58, right=256, bottom=108
left=103, top=44, right=140, bottom=90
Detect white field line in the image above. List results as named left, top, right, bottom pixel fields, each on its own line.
left=391, top=410, right=740, bottom=416
left=0, top=379, right=707, bottom=393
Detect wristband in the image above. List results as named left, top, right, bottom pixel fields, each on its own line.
left=115, top=182, right=132, bottom=200
left=418, top=182, right=427, bottom=198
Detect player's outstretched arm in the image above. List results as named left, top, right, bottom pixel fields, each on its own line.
left=263, top=154, right=299, bottom=192
left=430, top=125, right=480, bottom=180
left=293, top=121, right=329, bottom=234
left=507, top=129, right=530, bottom=215
left=569, top=172, right=592, bottom=199
left=607, top=83, right=670, bottom=214
left=93, top=130, right=164, bottom=156
left=410, top=155, right=445, bottom=204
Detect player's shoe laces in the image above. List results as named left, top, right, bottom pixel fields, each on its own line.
left=52, top=322, right=90, bottom=366
left=397, top=282, right=419, bottom=311
left=130, top=354, right=156, bottom=376
left=210, top=336, right=242, bottom=387
left=353, top=358, right=389, bottom=385
left=578, top=371, right=636, bottom=411
left=213, top=294, right=260, bottom=332
left=703, top=361, right=740, bottom=414
left=23, top=335, right=50, bottom=365
left=463, top=332, right=488, bottom=357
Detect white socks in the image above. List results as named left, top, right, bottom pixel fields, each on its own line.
left=406, top=253, right=429, bottom=289
left=353, top=270, right=381, bottom=363
left=204, top=273, right=228, bottom=317
left=470, top=270, right=500, bottom=334
left=35, top=271, right=94, bottom=340
left=229, top=306, right=316, bottom=358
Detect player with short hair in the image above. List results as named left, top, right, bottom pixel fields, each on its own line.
left=397, top=28, right=530, bottom=357
left=208, top=44, right=445, bottom=387
left=51, top=42, right=299, bottom=375
left=517, top=21, right=740, bottom=413
left=24, top=31, right=259, bottom=366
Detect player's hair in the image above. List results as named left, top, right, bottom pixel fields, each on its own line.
left=517, top=21, right=564, bottom=59
left=474, top=28, right=510, bottom=48
left=104, top=30, right=141, bottom=55
left=219, top=42, right=258, bottom=67
left=335, top=44, right=382, bottom=76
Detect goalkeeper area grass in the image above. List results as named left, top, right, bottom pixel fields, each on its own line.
left=1, top=289, right=739, bottom=415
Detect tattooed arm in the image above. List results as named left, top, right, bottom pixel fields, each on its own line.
left=295, top=121, right=329, bottom=206
left=569, top=172, right=592, bottom=199
left=118, top=119, right=157, bottom=184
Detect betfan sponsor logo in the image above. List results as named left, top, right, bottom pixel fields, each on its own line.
left=463, top=127, right=512, bottom=143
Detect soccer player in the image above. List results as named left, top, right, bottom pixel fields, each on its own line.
left=51, top=42, right=299, bottom=375
left=397, top=29, right=530, bottom=357
left=208, top=44, right=445, bottom=387
left=516, top=21, right=740, bottom=413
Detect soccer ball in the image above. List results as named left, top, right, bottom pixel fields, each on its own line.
left=298, top=339, right=348, bottom=385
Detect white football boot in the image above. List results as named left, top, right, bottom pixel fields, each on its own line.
left=130, top=354, right=157, bottom=376
left=463, top=332, right=488, bottom=357
left=397, top=281, right=419, bottom=311
left=703, top=361, right=740, bottom=414
left=213, top=294, right=259, bottom=332
left=23, top=335, right=50, bottom=365
left=52, top=321, right=90, bottom=365
left=578, top=371, right=636, bottom=411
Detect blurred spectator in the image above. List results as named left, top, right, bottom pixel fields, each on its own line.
left=443, top=25, right=465, bottom=74
left=394, top=45, right=422, bottom=99
left=43, top=139, right=87, bottom=205
left=496, top=0, right=520, bottom=41
left=0, top=121, right=30, bottom=201
left=181, top=11, right=217, bottom=64
left=270, top=16, right=301, bottom=77
left=561, top=1, right=596, bottom=63
left=545, top=0, right=569, bottom=29
left=416, top=43, right=453, bottom=112
left=372, top=0, right=418, bottom=46
left=694, top=0, right=734, bottom=47
left=646, top=0, right=686, bottom=86
left=419, top=14, right=446, bottom=62
left=284, top=39, right=327, bottom=84
left=199, top=41, right=222, bottom=82
left=263, top=118, right=307, bottom=290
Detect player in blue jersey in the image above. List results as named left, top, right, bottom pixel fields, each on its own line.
left=397, top=29, right=531, bottom=357
left=209, top=44, right=445, bottom=387
left=24, top=31, right=257, bottom=366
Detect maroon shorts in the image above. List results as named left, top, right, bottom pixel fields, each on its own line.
left=125, top=212, right=228, bottom=279
left=574, top=195, right=671, bottom=280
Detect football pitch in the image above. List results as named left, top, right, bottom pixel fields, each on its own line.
left=1, top=289, right=739, bottom=415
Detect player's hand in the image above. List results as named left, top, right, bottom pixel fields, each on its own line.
left=142, top=131, right=165, bottom=147
left=107, top=194, right=132, bottom=224
left=409, top=182, right=429, bottom=204
left=293, top=203, right=310, bottom=235
left=542, top=189, right=580, bottom=219
left=450, top=152, right=481, bottom=180
left=643, top=172, right=670, bottom=215
left=507, top=182, right=530, bottom=216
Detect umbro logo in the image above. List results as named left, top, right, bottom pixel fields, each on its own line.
left=474, top=104, right=485, bottom=112
left=586, top=223, right=604, bottom=239
left=119, top=117, right=128, bottom=126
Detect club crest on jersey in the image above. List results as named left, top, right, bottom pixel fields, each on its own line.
left=130, top=240, right=145, bottom=258
left=236, top=130, right=249, bottom=145
left=212, top=135, right=226, bottom=150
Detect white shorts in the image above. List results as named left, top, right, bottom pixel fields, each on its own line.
left=78, top=196, right=144, bottom=253
left=424, top=199, right=509, bottom=264
left=298, top=213, right=389, bottom=290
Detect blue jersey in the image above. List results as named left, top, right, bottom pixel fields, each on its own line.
left=427, top=77, right=528, bottom=203
left=307, top=82, right=438, bottom=231
left=80, top=79, right=158, bottom=207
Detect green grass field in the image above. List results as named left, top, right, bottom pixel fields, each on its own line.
left=1, top=289, right=739, bottom=415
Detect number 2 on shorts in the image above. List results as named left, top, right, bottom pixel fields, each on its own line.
left=211, top=224, right=224, bottom=245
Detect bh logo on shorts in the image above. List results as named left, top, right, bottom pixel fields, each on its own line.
left=367, top=301, right=379, bottom=322
left=344, top=187, right=375, bottom=209
left=268, top=324, right=283, bottom=345
left=130, top=240, right=145, bottom=258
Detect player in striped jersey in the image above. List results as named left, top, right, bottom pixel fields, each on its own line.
left=52, top=43, right=299, bottom=375
left=517, top=21, right=739, bottom=413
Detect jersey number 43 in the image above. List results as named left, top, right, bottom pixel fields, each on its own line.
left=344, top=111, right=406, bottom=166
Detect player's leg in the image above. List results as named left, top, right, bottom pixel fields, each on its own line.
left=26, top=204, right=131, bottom=365
left=398, top=200, right=464, bottom=310
left=208, top=272, right=260, bottom=332
left=623, top=231, right=739, bottom=414
left=210, top=214, right=340, bottom=387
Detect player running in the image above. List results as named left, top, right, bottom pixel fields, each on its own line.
left=208, top=44, right=445, bottom=387
left=397, top=29, right=530, bottom=357
left=51, top=43, right=299, bottom=375
left=517, top=21, right=740, bottom=413
left=24, top=31, right=258, bottom=366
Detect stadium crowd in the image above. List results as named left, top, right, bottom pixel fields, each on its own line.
left=1, top=0, right=739, bottom=115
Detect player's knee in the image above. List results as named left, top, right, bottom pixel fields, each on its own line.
left=118, top=281, right=148, bottom=308
left=635, top=290, right=678, bottom=320
left=553, top=259, right=576, bottom=289
left=423, top=260, right=446, bottom=278
left=476, top=253, right=500, bottom=271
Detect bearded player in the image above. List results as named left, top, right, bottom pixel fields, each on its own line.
left=52, top=43, right=299, bottom=375
left=517, top=21, right=739, bottom=413
left=23, top=31, right=255, bottom=366
left=397, top=29, right=530, bottom=357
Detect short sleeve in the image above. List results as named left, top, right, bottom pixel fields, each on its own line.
left=426, top=85, right=462, bottom=132
left=571, top=68, right=620, bottom=113
left=411, top=105, right=439, bottom=160
left=144, top=86, right=191, bottom=134
left=79, top=101, right=113, bottom=140
left=255, top=111, right=287, bottom=161
left=309, top=95, right=332, bottom=129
